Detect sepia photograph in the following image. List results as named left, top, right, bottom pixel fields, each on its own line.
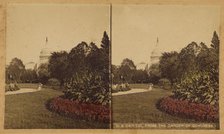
left=111, top=5, right=220, bottom=129
left=5, top=4, right=111, bottom=129
left=2, top=1, right=223, bottom=132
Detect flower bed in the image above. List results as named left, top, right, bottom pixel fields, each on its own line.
left=157, top=96, right=219, bottom=122
left=47, top=96, right=110, bottom=123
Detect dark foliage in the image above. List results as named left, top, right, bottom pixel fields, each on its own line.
left=52, top=31, right=111, bottom=105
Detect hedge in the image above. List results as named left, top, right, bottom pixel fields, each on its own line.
left=158, top=96, right=219, bottom=122
left=47, top=96, right=110, bottom=123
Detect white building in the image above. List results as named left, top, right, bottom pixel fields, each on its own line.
left=136, top=62, right=147, bottom=70
left=150, top=37, right=161, bottom=65
left=136, top=37, right=161, bottom=72
left=39, top=37, right=52, bottom=66
left=25, top=61, right=37, bottom=70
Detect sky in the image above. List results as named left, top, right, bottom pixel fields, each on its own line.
left=6, top=4, right=221, bottom=66
left=6, top=4, right=110, bottom=65
left=112, top=5, right=221, bottom=66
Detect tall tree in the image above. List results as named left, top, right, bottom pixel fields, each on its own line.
left=121, top=58, right=136, bottom=70
left=68, top=41, right=89, bottom=78
left=48, top=51, right=69, bottom=86
left=159, top=51, right=179, bottom=85
left=211, top=31, right=220, bottom=53
left=148, top=63, right=161, bottom=84
left=101, top=31, right=110, bottom=54
left=177, top=42, right=200, bottom=78
left=119, top=58, right=136, bottom=83
left=21, top=69, right=38, bottom=83
left=37, top=63, right=50, bottom=84
left=7, top=58, right=25, bottom=82
left=99, top=31, right=110, bottom=89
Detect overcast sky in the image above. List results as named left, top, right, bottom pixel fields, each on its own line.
left=6, top=4, right=221, bottom=66
left=6, top=4, right=110, bottom=65
left=112, top=5, right=221, bottom=65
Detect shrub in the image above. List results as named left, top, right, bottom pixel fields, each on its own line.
left=158, top=78, right=171, bottom=90
left=47, top=78, right=60, bottom=86
left=5, top=83, right=20, bottom=92
left=174, top=71, right=218, bottom=105
left=47, top=96, right=110, bottom=123
left=158, top=96, right=219, bottom=122
left=112, top=83, right=131, bottom=93
left=63, top=71, right=110, bottom=105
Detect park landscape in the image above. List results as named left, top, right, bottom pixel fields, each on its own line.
left=111, top=5, right=220, bottom=129
left=5, top=31, right=110, bottom=129
left=112, top=31, right=219, bottom=129
left=4, top=4, right=220, bottom=129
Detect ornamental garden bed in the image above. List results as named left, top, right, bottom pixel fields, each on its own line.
left=46, top=96, right=110, bottom=123
left=157, top=96, right=219, bottom=122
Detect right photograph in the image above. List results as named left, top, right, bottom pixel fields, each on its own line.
left=111, top=5, right=220, bottom=129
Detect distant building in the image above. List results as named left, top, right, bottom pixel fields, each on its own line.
left=150, top=37, right=161, bottom=65
left=25, top=61, right=37, bottom=70
left=136, top=62, right=147, bottom=70
left=136, top=37, right=161, bottom=72
left=39, top=37, right=52, bottom=66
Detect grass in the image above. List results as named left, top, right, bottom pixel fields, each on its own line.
left=112, top=85, right=209, bottom=124
left=128, top=83, right=150, bottom=89
left=4, top=88, right=109, bottom=129
left=18, top=83, right=40, bottom=89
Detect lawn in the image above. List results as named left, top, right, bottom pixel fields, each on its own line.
left=4, top=88, right=109, bottom=129
left=128, top=83, right=150, bottom=89
left=112, top=85, right=218, bottom=128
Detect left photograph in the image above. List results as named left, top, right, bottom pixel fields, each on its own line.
left=5, top=4, right=111, bottom=129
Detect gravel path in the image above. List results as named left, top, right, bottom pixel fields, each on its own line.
left=112, top=88, right=152, bottom=96
left=5, top=88, right=41, bottom=95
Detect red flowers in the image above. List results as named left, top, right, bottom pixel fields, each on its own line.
left=158, top=96, right=219, bottom=122
left=47, top=97, right=110, bottom=123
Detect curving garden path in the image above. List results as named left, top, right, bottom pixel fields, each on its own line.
left=112, top=88, right=152, bottom=96
left=5, top=88, right=41, bottom=95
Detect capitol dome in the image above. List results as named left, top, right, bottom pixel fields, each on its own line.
left=39, top=37, right=52, bottom=65
left=151, top=49, right=161, bottom=57
left=40, top=47, right=52, bottom=57
left=150, top=37, right=161, bottom=65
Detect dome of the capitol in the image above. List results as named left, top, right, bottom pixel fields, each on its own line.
left=150, top=37, right=161, bottom=65
left=39, top=37, right=52, bottom=65
left=40, top=47, right=52, bottom=57
left=151, top=48, right=161, bottom=57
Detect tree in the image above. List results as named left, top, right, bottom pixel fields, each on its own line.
left=20, top=69, right=38, bottom=83
left=196, top=42, right=211, bottom=71
left=68, top=41, right=89, bottom=76
left=177, top=42, right=200, bottom=79
left=121, top=58, right=136, bottom=70
left=7, top=58, right=25, bottom=82
left=148, top=63, right=161, bottom=84
left=173, top=31, right=219, bottom=105
left=64, top=32, right=111, bottom=105
left=211, top=31, right=219, bottom=53
left=159, top=51, right=179, bottom=85
left=112, top=65, right=120, bottom=84
left=118, top=58, right=136, bottom=83
left=86, top=42, right=102, bottom=72
left=37, top=63, right=50, bottom=84
left=48, top=51, right=69, bottom=86
left=99, top=31, right=110, bottom=86
left=101, top=31, right=110, bottom=54
left=132, top=70, right=148, bottom=83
